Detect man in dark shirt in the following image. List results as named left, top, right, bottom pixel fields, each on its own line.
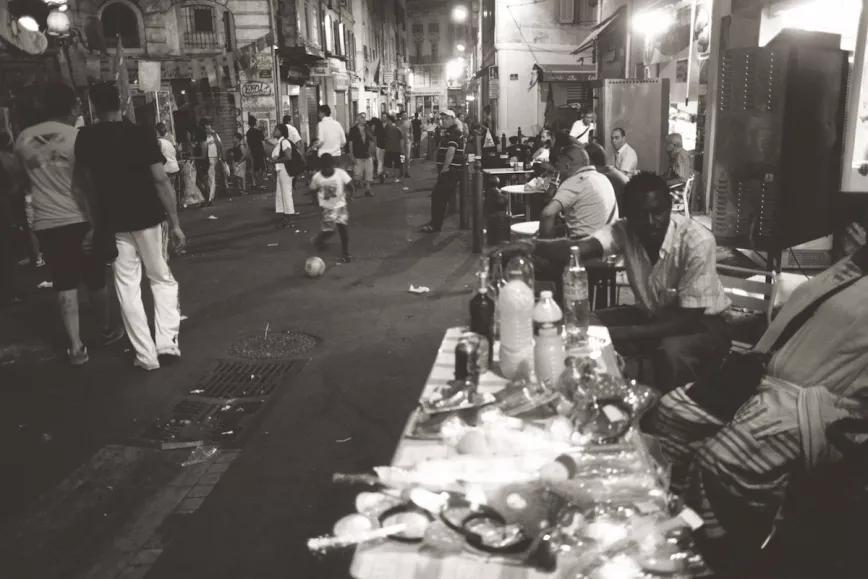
left=246, top=115, right=266, bottom=189
left=347, top=113, right=374, bottom=197
left=76, top=82, right=186, bottom=371
left=420, top=110, right=465, bottom=233
left=383, top=115, right=404, bottom=183
left=411, top=113, right=423, bottom=158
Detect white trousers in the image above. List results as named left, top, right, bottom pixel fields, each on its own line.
left=376, top=147, right=385, bottom=176
left=207, top=158, right=217, bottom=202
left=114, top=224, right=180, bottom=365
left=275, top=169, right=295, bottom=214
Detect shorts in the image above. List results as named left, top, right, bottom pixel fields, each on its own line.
left=321, top=205, right=349, bottom=232
left=353, top=158, right=374, bottom=182
left=35, top=222, right=106, bottom=291
left=384, top=152, right=402, bottom=169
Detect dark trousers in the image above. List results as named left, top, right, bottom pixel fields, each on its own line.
left=430, top=169, right=460, bottom=231
left=593, top=306, right=731, bottom=393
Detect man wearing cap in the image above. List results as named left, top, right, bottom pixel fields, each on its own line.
left=420, top=110, right=465, bottom=233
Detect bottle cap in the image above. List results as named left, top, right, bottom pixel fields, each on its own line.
left=540, top=290, right=553, bottom=299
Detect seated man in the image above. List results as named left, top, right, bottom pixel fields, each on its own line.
left=532, top=172, right=731, bottom=392
left=533, top=144, right=618, bottom=281
left=585, top=142, right=629, bottom=214
left=646, top=244, right=868, bottom=573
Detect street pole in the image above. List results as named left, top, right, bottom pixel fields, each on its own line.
left=266, top=0, right=282, bottom=122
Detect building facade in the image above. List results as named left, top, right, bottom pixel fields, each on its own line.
left=474, top=0, right=601, bottom=138
left=406, top=0, right=467, bottom=119
left=351, top=0, right=407, bottom=119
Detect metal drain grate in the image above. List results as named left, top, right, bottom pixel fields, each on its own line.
left=188, top=360, right=304, bottom=400
left=136, top=358, right=307, bottom=447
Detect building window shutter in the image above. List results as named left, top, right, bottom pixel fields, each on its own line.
left=558, top=0, right=575, bottom=24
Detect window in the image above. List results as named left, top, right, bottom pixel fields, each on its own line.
left=428, top=22, right=439, bottom=34
left=306, top=0, right=320, bottom=47
left=101, top=2, right=141, bottom=49
left=324, top=13, right=333, bottom=52
left=222, top=11, right=233, bottom=52
left=182, top=5, right=218, bottom=48
left=412, top=23, right=423, bottom=34
left=430, top=42, right=438, bottom=61
left=415, top=41, right=422, bottom=60
left=559, top=0, right=599, bottom=25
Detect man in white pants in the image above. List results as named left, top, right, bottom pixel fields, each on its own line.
left=76, top=82, right=186, bottom=371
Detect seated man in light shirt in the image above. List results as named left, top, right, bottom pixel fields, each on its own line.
left=531, top=172, right=731, bottom=392
left=611, top=127, right=638, bottom=175
left=569, top=110, right=596, bottom=144
left=539, top=143, right=618, bottom=240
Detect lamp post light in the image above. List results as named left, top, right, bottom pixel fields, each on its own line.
left=451, top=5, right=468, bottom=24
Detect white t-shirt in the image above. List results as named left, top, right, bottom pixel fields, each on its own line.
left=569, top=120, right=595, bottom=143
left=159, top=137, right=180, bottom=174
left=285, top=123, right=302, bottom=145
left=310, top=168, right=352, bottom=209
left=316, top=116, right=347, bottom=157
left=206, top=134, right=219, bottom=159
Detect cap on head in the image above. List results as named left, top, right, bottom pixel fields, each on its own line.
left=441, top=109, right=456, bottom=118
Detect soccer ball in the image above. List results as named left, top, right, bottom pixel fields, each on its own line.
left=305, top=256, right=327, bottom=278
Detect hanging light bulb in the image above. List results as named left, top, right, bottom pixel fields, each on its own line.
left=46, top=9, right=71, bottom=37
left=17, top=15, right=41, bottom=32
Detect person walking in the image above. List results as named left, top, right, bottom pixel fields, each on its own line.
left=15, top=82, right=122, bottom=365
left=228, top=132, right=248, bottom=194
left=383, top=115, right=404, bottom=183
left=369, top=116, right=386, bottom=183
left=412, top=112, right=423, bottom=159
left=420, top=110, right=466, bottom=233
left=347, top=113, right=374, bottom=197
left=271, top=124, right=299, bottom=227
left=399, top=111, right=413, bottom=178
left=199, top=119, right=223, bottom=205
left=76, top=82, right=186, bottom=371
left=311, top=105, right=346, bottom=169
left=246, top=115, right=266, bottom=189
left=156, top=123, right=180, bottom=205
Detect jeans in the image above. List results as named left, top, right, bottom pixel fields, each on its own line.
left=114, top=224, right=180, bottom=366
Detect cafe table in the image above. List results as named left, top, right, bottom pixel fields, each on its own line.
left=499, top=184, right=546, bottom=222
left=349, top=326, right=622, bottom=579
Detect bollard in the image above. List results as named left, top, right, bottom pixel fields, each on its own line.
left=472, top=162, right=484, bottom=253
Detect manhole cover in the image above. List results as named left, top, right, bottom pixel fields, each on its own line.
left=228, top=330, right=319, bottom=359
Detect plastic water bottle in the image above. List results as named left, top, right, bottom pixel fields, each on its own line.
left=498, top=279, right=534, bottom=380
left=533, top=290, right=563, bottom=336
left=562, top=245, right=590, bottom=349
left=505, top=254, right=534, bottom=293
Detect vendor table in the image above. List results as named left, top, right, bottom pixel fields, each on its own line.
left=350, top=326, right=622, bottom=579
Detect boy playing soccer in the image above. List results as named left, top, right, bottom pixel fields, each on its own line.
left=309, top=154, right=353, bottom=263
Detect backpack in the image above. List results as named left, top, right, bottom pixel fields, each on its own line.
left=280, top=139, right=306, bottom=177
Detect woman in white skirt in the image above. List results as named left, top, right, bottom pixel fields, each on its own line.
left=271, top=125, right=297, bottom=228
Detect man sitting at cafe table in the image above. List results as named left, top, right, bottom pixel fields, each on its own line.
left=531, top=171, right=731, bottom=392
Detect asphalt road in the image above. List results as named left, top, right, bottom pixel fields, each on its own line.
left=0, top=161, right=478, bottom=578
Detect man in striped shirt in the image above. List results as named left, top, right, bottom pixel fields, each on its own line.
left=420, top=110, right=465, bottom=233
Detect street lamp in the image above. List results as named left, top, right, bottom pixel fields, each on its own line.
left=451, top=5, right=468, bottom=23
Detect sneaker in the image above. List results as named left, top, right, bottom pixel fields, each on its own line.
left=101, top=326, right=126, bottom=346
left=133, top=358, right=160, bottom=371
left=68, top=346, right=89, bottom=367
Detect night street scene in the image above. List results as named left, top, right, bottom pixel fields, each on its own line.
left=1, top=0, right=868, bottom=577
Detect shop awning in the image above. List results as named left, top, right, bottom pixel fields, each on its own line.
left=533, top=63, right=595, bottom=82
left=571, top=6, right=626, bottom=55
